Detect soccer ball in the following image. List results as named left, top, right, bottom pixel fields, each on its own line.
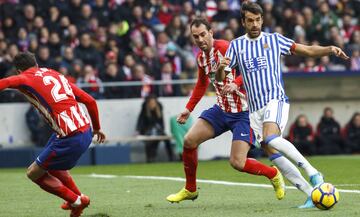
left=311, top=183, right=340, bottom=210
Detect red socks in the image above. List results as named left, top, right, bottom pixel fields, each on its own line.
left=33, top=173, right=78, bottom=203
left=49, top=170, right=81, bottom=195
left=242, top=158, right=277, bottom=179
left=183, top=147, right=198, bottom=192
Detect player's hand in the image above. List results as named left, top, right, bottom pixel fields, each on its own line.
left=330, top=46, right=349, bottom=60
left=177, top=109, right=190, bottom=124
left=93, top=130, right=106, bottom=143
left=218, top=57, right=231, bottom=71
left=221, top=83, right=238, bottom=95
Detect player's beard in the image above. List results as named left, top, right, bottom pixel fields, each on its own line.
left=248, top=28, right=261, bottom=38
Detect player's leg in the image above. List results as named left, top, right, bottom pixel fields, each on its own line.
left=262, top=146, right=315, bottom=208
left=167, top=106, right=221, bottom=203
left=262, top=100, right=323, bottom=186
left=48, top=170, right=81, bottom=196
left=34, top=129, right=92, bottom=216
left=263, top=146, right=313, bottom=196
left=183, top=118, right=215, bottom=186
left=27, top=162, right=79, bottom=204
left=235, top=111, right=284, bottom=200
left=229, top=140, right=277, bottom=178
left=48, top=170, right=82, bottom=210
left=229, top=111, right=277, bottom=179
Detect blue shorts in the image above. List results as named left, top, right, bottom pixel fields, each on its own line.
left=199, top=105, right=255, bottom=144
left=36, top=128, right=92, bottom=170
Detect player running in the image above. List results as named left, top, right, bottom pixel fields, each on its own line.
left=218, top=2, right=349, bottom=208
left=0, top=52, right=106, bottom=217
left=167, top=17, right=287, bottom=204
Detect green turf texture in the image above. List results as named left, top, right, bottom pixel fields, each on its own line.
left=0, top=156, right=359, bottom=217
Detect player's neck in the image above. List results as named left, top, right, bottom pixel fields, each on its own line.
left=245, top=32, right=263, bottom=41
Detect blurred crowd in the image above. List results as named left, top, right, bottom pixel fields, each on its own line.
left=287, top=108, right=360, bottom=155
left=0, top=0, right=359, bottom=101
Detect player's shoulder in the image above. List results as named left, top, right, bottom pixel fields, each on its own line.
left=229, top=35, right=246, bottom=44
left=263, top=32, right=274, bottom=37
left=214, top=39, right=230, bottom=48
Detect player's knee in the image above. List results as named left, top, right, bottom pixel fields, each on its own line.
left=183, top=134, right=198, bottom=149
left=263, top=134, right=279, bottom=145
left=229, top=156, right=246, bottom=171
left=26, top=167, right=36, bottom=180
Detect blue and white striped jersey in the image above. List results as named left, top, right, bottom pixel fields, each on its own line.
left=225, top=32, right=294, bottom=112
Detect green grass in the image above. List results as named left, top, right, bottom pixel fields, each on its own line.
left=1, top=156, right=360, bottom=217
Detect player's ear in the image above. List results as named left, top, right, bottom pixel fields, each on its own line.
left=209, top=29, right=213, bottom=37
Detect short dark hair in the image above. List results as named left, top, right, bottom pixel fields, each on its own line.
left=190, top=17, right=211, bottom=31
left=13, top=52, right=37, bottom=71
left=240, top=2, right=263, bottom=20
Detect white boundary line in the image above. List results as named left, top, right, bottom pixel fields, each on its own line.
left=86, top=174, right=360, bottom=194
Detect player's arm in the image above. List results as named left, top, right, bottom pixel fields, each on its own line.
left=0, top=76, right=24, bottom=91
left=216, top=41, right=237, bottom=82
left=178, top=68, right=209, bottom=124
left=292, top=43, right=349, bottom=60
left=70, top=83, right=106, bottom=143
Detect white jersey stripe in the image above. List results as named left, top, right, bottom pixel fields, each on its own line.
left=60, top=111, right=77, bottom=132
left=71, top=105, right=85, bottom=127
left=79, top=105, right=90, bottom=124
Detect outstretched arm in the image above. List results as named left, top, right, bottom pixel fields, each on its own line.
left=0, top=76, right=24, bottom=91
left=292, top=43, right=349, bottom=60
left=70, top=83, right=106, bottom=143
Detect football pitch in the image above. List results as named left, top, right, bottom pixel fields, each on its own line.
left=0, top=156, right=359, bottom=217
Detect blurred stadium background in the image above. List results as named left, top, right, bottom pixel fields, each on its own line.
left=0, top=0, right=359, bottom=216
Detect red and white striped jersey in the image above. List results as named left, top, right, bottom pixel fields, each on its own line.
left=186, top=39, right=248, bottom=113
left=0, top=67, right=100, bottom=137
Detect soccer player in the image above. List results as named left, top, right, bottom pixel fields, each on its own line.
left=166, top=17, right=287, bottom=204
left=218, top=2, right=349, bottom=207
left=0, top=52, right=106, bottom=217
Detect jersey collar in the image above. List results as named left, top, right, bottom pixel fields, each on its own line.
left=245, top=32, right=263, bottom=41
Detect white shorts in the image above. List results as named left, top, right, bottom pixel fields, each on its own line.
left=249, top=99, right=290, bottom=142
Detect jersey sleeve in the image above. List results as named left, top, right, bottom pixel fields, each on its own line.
left=277, top=33, right=295, bottom=56
left=70, top=83, right=101, bottom=131
left=225, top=41, right=238, bottom=70
left=0, top=75, right=25, bottom=91
left=185, top=67, right=210, bottom=112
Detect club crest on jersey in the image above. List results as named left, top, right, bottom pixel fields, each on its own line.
left=211, top=59, right=218, bottom=71
left=263, top=43, right=270, bottom=50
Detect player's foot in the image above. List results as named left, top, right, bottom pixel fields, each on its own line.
left=61, top=201, right=71, bottom=210
left=62, top=194, right=83, bottom=210
left=298, top=196, right=315, bottom=208
left=70, top=195, right=90, bottom=217
left=270, top=166, right=285, bottom=200
left=166, top=187, right=198, bottom=203
left=309, top=173, right=324, bottom=187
